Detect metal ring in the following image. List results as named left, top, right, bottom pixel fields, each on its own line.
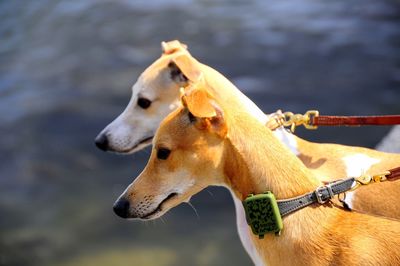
left=337, top=192, right=346, bottom=203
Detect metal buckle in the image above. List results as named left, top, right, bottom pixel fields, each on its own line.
left=314, top=184, right=334, bottom=204
left=304, top=110, right=319, bottom=130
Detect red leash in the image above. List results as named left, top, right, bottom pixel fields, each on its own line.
left=311, top=115, right=400, bottom=127
left=387, top=167, right=400, bottom=181
left=267, top=110, right=400, bottom=132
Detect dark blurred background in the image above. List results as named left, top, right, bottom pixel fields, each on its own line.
left=1, top=1, right=399, bottom=265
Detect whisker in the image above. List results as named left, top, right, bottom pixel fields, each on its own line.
left=143, top=220, right=149, bottom=227
left=206, top=189, right=214, bottom=197
left=160, top=217, right=166, bottom=224
left=186, top=201, right=200, bottom=220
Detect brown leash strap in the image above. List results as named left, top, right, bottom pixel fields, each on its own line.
left=311, top=115, right=400, bottom=127
left=267, top=111, right=400, bottom=132
left=387, top=167, right=400, bottom=181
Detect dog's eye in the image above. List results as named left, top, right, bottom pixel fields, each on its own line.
left=137, top=97, right=152, bottom=109
left=157, top=148, right=171, bottom=160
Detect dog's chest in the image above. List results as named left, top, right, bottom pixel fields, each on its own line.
left=231, top=194, right=264, bottom=266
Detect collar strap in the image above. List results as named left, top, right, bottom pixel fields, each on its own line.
left=242, top=177, right=356, bottom=238
left=277, top=177, right=355, bottom=217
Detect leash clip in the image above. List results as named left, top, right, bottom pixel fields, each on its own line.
left=282, top=110, right=319, bottom=132
left=351, top=171, right=391, bottom=191
left=372, top=171, right=390, bottom=182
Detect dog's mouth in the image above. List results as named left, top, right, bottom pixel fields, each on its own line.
left=141, top=192, right=179, bottom=220
left=119, top=136, right=154, bottom=154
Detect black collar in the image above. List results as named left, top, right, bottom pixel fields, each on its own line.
left=242, top=177, right=355, bottom=238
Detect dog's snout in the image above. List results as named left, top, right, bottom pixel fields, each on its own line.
left=95, top=133, right=109, bottom=151
left=113, top=198, right=131, bottom=218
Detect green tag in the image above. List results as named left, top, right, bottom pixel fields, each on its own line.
left=242, top=192, right=283, bottom=239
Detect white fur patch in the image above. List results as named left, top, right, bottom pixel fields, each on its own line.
left=229, top=190, right=264, bottom=266
left=168, top=99, right=180, bottom=111
left=243, top=102, right=269, bottom=125
left=232, top=87, right=268, bottom=124
left=342, top=154, right=380, bottom=209
left=159, top=169, right=196, bottom=197
left=272, top=127, right=299, bottom=155
left=173, top=172, right=195, bottom=195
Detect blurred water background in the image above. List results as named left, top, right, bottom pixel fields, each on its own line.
left=1, top=0, right=399, bottom=265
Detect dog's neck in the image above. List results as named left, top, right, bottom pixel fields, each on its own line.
left=222, top=114, right=321, bottom=201
left=200, top=64, right=269, bottom=124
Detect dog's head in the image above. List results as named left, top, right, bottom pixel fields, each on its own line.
left=113, top=86, right=229, bottom=219
left=95, top=40, right=203, bottom=153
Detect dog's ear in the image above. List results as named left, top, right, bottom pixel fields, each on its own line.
left=169, top=54, right=202, bottom=83
left=161, top=40, right=188, bottom=55
left=183, top=88, right=216, bottom=118
left=182, top=88, right=227, bottom=137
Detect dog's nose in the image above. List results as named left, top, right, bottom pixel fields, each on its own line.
left=113, top=198, right=130, bottom=218
left=95, top=133, right=109, bottom=151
